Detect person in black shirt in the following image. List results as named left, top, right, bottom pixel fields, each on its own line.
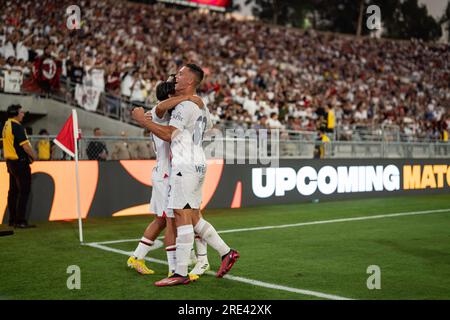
left=86, top=128, right=108, bottom=160
left=2, top=104, right=37, bottom=228
left=69, top=59, right=84, bottom=84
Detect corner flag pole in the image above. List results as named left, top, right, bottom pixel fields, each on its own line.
left=72, top=109, right=84, bottom=243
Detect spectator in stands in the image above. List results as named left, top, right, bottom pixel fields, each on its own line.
left=266, top=112, right=283, bottom=129
left=86, top=128, right=108, bottom=160
left=120, top=67, right=135, bottom=100
left=325, top=104, right=335, bottom=135
left=129, top=129, right=155, bottom=160
left=16, top=58, right=30, bottom=77
left=209, top=109, right=221, bottom=125
left=339, top=118, right=353, bottom=141
left=105, top=64, right=121, bottom=95
left=253, top=115, right=268, bottom=131
left=354, top=102, right=368, bottom=124
left=0, top=0, right=448, bottom=143
left=36, top=129, right=54, bottom=160
left=438, top=119, right=449, bottom=155
left=68, top=56, right=84, bottom=85
left=4, top=56, right=15, bottom=70
left=1, top=31, right=29, bottom=61
left=314, top=129, right=330, bottom=159
left=129, top=70, right=146, bottom=105
left=291, top=117, right=302, bottom=131
left=111, top=131, right=131, bottom=160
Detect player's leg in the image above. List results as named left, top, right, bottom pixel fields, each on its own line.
left=164, top=213, right=199, bottom=281
left=174, top=208, right=195, bottom=277
left=189, top=211, right=210, bottom=276
left=189, top=241, right=199, bottom=266
left=129, top=173, right=169, bottom=274
left=164, top=216, right=177, bottom=276
left=189, top=233, right=210, bottom=275
left=155, top=172, right=202, bottom=286
left=127, top=216, right=166, bottom=275
left=155, top=208, right=195, bottom=286
left=192, top=210, right=240, bottom=278
left=137, top=216, right=166, bottom=257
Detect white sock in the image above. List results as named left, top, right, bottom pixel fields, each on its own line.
left=190, top=248, right=198, bottom=263
left=194, top=218, right=230, bottom=258
left=195, top=234, right=208, bottom=262
left=133, top=237, right=154, bottom=260
left=165, top=245, right=176, bottom=274
left=175, top=225, right=194, bottom=277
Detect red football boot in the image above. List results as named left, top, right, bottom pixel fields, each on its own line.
left=154, top=274, right=191, bottom=287
left=216, top=249, right=240, bottom=278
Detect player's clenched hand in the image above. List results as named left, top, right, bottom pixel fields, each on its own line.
left=144, top=111, right=153, bottom=122
left=132, top=107, right=145, bottom=124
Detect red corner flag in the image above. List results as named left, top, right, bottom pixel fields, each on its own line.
left=54, top=109, right=80, bottom=157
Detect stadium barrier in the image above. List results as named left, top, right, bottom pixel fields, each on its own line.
left=0, top=158, right=449, bottom=223
left=1, top=136, right=448, bottom=162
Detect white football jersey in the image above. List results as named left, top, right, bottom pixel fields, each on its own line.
left=150, top=107, right=171, bottom=179
left=169, top=100, right=212, bottom=175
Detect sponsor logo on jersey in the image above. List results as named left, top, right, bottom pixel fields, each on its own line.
left=195, top=165, right=206, bottom=174
left=172, top=112, right=184, bottom=122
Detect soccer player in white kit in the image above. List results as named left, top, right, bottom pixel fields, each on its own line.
left=132, top=64, right=240, bottom=287
left=127, top=95, right=206, bottom=279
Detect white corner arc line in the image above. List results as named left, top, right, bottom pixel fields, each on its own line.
left=84, top=242, right=352, bottom=300
left=85, top=239, right=164, bottom=251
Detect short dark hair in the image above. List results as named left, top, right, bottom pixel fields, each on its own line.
left=93, top=127, right=101, bottom=133
left=7, top=104, right=22, bottom=118
left=185, top=63, right=204, bottom=86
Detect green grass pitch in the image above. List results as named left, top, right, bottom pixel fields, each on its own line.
left=1, top=194, right=449, bottom=300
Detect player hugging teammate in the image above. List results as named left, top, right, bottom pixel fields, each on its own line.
left=130, top=64, right=239, bottom=286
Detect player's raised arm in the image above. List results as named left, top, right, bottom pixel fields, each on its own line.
left=155, top=95, right=204, bottom=118
left=132, top=107, right=177, bottom=142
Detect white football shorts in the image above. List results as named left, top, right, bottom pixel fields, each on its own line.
left=167, top=171, right=205, bottom=210
left=150, top=175, right=174, bottom=218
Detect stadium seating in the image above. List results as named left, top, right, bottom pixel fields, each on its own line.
left=0, top=0, right=448, bottom=142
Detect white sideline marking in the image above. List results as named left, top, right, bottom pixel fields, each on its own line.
left=84, top=242, right=352, bottom=300
left=216, top=208, right=450, bottom=235
left=89, top=208, right=450, bottom=245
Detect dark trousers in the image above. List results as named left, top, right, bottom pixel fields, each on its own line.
left=6, top=160, right=31, bottom=225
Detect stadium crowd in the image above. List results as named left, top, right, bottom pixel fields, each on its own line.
left=0, top=0, right=449, bottom=142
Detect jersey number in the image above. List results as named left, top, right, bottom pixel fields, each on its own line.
left=192, top=116, right=207, bottom=146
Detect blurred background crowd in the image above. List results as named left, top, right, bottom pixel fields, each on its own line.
left=0, top=0, right=449, bottom=143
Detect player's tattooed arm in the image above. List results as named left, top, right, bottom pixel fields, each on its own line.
left=132, top=107, right=176, bottom=142
left=155, top=95, right=204, bottom=118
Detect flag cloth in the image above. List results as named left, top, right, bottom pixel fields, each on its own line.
left=32, top=56, right=62, bottom=92
left=54, top=111, right=80, bottom=157
left=75, top=84, right=101, bottom=111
